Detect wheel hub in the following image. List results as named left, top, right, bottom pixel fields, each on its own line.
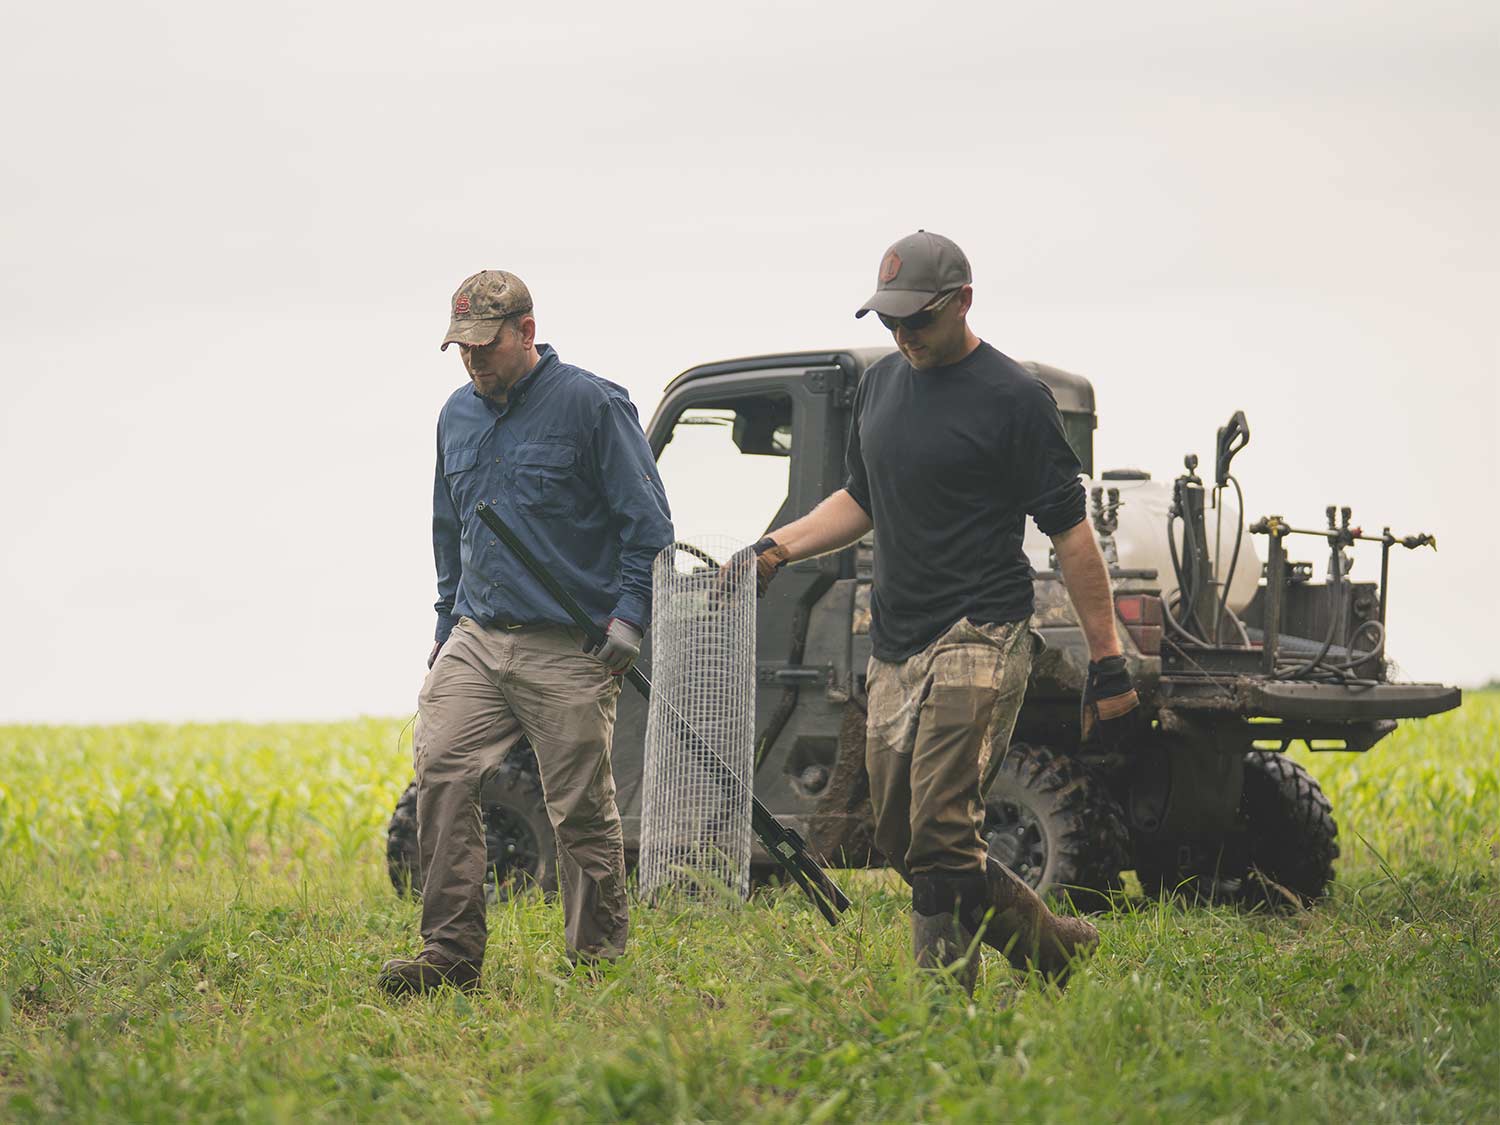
left=984, top=799, right=1047, bottom=887
left=485, top=806, right=542, bottom=893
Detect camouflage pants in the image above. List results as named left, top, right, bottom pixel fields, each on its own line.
left=865, top=616, right=1033, bottom=878
left=414, top=618, right=628, bottom=964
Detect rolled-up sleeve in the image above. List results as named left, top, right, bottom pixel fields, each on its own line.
left=843, top=379, right=872, bottom=515
left=432, top=425, right=462, bottom=643
left=1014, top=377, right=1086, bottom=536
left=593, top=395, right=674, bottom=629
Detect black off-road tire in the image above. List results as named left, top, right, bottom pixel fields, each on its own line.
left=983, top=742, right=1129, bottom=912
left=385, top=756, right=558, bottom=902
left=1136, top=750, right=1339, bottom=909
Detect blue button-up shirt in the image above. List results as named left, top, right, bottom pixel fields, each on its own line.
left=432, top=344, right=673, bottom=643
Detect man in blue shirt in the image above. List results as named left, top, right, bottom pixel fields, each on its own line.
left=381, top=270, right=673, bottom=995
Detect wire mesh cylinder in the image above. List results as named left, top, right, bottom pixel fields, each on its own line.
left=639, top=539, right=756, bottom=903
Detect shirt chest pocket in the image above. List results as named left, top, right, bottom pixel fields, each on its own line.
left=444, top=446, right=480, bottom=476
left=510, top=441, right=580, bottom=516
left=442, top=445, right=482, bottom=509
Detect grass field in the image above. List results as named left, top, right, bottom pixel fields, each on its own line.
left=0, top=695, right=1495, bottom=1122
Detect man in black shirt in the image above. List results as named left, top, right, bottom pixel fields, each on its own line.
left=750, top=231, right=1140, bottom=991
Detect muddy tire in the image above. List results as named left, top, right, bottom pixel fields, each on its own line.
left=1136, top=750, right=1338, bottom=909
left=385, top=753, right=558, bottom=902
left=983, top=742, right=1129, bottom=912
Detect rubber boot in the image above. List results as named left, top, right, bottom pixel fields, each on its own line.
left=911, top=910, right=979, bottom=995
left=974, top=856, right=1100, bottom=982
left=911, top=873, right=985, bottom=996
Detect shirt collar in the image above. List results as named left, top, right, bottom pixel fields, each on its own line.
left=469, top=343, right=560, bottom=412
left=511, top=344, right=558, bottom=398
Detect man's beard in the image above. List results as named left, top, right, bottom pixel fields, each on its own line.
left=471, top=371, right=507, bottom=403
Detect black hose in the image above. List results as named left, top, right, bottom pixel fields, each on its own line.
left=1268, top=606, right=1382, bottom=686
left=1164, top=508, right=1211, bottom=646
left=1323, top=619, right=1385, bottom=672
left=1213, top=475, right=1247, bottom=646
left=1177, top=505, right=1207, bottom=637
left=1273, top=544, right=1347, bottom=680
left=1163, top=592, right=1211, bottom=646
left=1167, top=507, right=1203, bottom=639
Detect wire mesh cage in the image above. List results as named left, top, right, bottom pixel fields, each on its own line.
left=639, top=538, right=756, bottom=904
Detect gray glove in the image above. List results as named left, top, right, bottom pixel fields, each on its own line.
left=588, top=617, right=642, bottom=675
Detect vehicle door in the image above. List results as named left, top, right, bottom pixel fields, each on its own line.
left=610, top=359, right=858, bottom=836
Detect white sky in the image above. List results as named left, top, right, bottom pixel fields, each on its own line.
left=2, top=1, right=1496, bottom=722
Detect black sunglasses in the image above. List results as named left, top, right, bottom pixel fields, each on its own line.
left=877, top=287, right=961, bottom=333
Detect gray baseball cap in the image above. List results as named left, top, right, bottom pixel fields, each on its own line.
left=440, top=270, right=533, bottom=351
left=855, top=230, right=972, bottom=319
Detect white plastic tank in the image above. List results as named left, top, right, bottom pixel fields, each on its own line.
left=1022, top=474, right=1261, bottom=615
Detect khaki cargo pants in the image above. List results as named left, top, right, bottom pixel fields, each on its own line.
left=866, top=616, right=1033, bottom=879
left=414, top=617, right=628, bottom=964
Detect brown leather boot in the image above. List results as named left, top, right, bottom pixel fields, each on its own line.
left=976, top=857, right=1100, bottom=982
left=378, top=952, right=482, bottom=996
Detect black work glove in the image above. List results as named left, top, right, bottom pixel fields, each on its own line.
left=1080, top=655, right=1144, bottom=754
left=585, top=617, right=643, bottom=675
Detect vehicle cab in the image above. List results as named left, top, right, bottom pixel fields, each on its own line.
left=608, top=349, right=1105, bottom=859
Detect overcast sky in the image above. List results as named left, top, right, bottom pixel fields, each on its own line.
left=2, top=1, right=1495, bottom=723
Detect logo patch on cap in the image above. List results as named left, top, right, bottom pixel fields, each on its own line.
left=879, top=251, right=902, bottom=284
left=454, top=296, right=471, bottom=315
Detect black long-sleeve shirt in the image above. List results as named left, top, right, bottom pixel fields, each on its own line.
left=845, top=342, right=1086, bottom=661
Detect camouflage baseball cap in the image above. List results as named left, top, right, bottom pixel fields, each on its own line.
left=855, top=231, right=972, bottom=319
left=440, top=270, right=533, bottom=351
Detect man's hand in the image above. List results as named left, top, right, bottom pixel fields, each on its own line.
left=428, top=641, right=443, bottom=669
left=734, top=536, right=791, bottom=597
left=1080, top=655, right=1144, bottom=754
left=717, top=491, right=870, bottom=601
left=587, top=617, right=643, bottom=675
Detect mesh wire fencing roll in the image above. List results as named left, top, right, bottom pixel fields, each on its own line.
left=639, top=539, right=756, bottom=903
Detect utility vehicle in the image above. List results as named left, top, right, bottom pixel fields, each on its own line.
left=387, top=349, right=1461, bottom=908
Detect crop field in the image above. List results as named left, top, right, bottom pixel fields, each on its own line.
left=0, top=695, right=1495, bottom=1122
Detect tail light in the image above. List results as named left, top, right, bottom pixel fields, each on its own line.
left=1114, top=594, right=1162, bottom=655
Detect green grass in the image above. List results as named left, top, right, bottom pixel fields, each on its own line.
left=0, top=697, right=1495, bottom=1122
